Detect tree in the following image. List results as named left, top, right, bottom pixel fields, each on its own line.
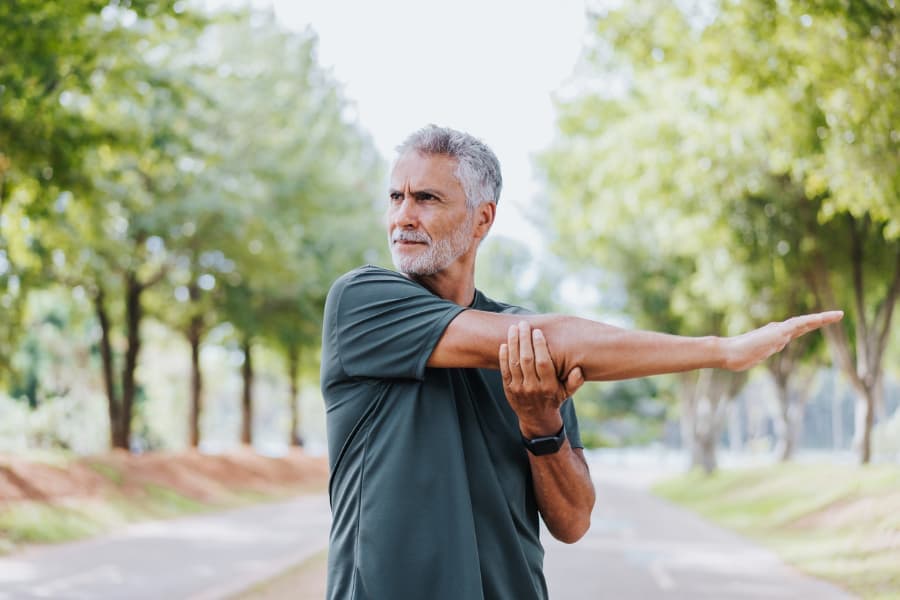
left=543, top=0, right=898, bottom=464
left=0, top=0, right=189, bottom=384
left=37, top=4, right=204, bottom=449
left=175, top=12, right=385, bottom=447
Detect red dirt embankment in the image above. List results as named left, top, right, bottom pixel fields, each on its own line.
left=0, top=448, right=329, bottom=505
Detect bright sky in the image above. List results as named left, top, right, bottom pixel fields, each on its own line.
left=206, top=0, right=588, bottom=245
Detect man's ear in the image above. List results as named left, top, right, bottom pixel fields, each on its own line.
left=474, top=202, right=497, bottom=238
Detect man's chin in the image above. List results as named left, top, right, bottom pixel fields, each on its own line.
left=393, top=255, right=439, bottom=277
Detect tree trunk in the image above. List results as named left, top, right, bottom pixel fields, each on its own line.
left=807, top=217, right=900, bottom=464
left=852, top=378, right=881, bottom=464
left=241, top=336, right=254, bottom=446
left=118, top=271, right=143, bottom=451
left=187, top=314, right=203, bottom=448
left=682, top=369, right=747, bottom=474
left=94, top=287, right=122, bottom=449
left=765, top=333, right=812, bottom=462
left=287, top=344, right=303, bottom=447
left=690, top=369, right=717, bottom=473
left=772, top=376, right=796, bottom=461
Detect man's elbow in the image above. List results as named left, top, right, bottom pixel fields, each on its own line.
left=550, top=510, right=592, bottom=544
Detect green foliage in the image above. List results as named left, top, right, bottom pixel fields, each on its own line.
left=0, top=0, right=201, bottom=382
left=0, top=2, right=386, bottom=449
left=574, top=378, right=668, bottom=447
left=542, top=0, right=898, bottom=373
left=475, top=236, right=563, bottom=313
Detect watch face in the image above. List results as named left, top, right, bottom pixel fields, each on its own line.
left=529, top=436, right=563, bottom=456
left=522, top=424, right=566, bottom=456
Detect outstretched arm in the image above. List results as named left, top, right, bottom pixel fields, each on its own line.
left=428, top=310, right=843, bottom=380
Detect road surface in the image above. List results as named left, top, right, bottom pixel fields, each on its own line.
left=543, top=461, right=856, bottom=599
left=0, top=495, right=331, bottom=600
left=0, top=459, right=856, bottom=599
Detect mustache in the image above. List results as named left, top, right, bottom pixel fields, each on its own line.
left=391, top=230, right=432, bottom=244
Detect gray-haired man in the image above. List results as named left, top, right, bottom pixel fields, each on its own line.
left=320, top=125, right=841, bottom=599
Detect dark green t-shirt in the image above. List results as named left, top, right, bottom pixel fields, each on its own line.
left=321, top=265, right=582, bottom=600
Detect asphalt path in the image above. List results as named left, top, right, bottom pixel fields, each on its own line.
left=0, top=458, right=857, bottom=599
left=0, top=494, right=331, bottom=600
left=544, top=461, right=857, bottom=599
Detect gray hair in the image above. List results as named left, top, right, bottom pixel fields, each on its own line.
left=396, top=125, right=503, bottom=208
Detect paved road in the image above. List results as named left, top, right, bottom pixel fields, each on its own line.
left=544, top=462, right=857, bottom=599
left=0, top=460, right=857, bottom=599
left=0, top=495, right=331, bottom=600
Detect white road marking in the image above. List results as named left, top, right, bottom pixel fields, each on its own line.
left=649, top=561, right=675, bottom=590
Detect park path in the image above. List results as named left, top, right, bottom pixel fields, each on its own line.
left=0, top=457, right=857, bottom=599
left=0, top=494, right=331, bottom=600
left=543, top=459, right=857, bottom=599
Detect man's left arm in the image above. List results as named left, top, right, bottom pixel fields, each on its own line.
left=500, top=322, right=595, bottom=543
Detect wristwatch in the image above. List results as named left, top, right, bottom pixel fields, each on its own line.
left=521, top=424, right=567, bottom=456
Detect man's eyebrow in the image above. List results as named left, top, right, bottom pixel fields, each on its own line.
left=413, top=188, right=445, bottom=198
left=388, top=188, right=445, bottom=198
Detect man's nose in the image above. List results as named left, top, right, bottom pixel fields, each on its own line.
left=391, top=195, right=419, bottom=228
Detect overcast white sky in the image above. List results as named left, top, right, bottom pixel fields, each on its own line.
left=205, top=0, right=589, bottom=245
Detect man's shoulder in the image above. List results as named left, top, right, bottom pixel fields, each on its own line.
left=334, top=264, right=402, bottom=285
left=328, top=265, right=409, bottom=296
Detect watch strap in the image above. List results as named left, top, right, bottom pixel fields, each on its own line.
left=521, top=423, right=567, bottom=456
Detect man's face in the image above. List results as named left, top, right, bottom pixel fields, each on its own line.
left=387, top=151, right=475, bottom=276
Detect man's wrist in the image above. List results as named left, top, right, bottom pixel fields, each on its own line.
left=519, top=414, right=564, bottom=439
left=708, top=335, right=727, bottom=369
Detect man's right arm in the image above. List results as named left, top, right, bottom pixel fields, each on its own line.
left=426, top=310, right=843, bottom=381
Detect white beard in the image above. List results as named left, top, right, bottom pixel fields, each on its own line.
left=390, top=213, right=475, bottom=276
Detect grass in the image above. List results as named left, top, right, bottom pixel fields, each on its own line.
left=0, top=449, right=328, bottom=554
left=0, top=481, right=324, bottom=553
left=0, top=502, right=106, bottom=545
left=653, top=463, right=900, bottom=600
left=87, top=461, right=125, bottom=485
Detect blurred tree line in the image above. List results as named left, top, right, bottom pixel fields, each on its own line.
left=541, top=0, right=898, bottom=467
left=0, top=1, right=385, bottom=451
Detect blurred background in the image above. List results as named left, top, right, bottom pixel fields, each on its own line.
left=1, top=0, right=898, bottom=598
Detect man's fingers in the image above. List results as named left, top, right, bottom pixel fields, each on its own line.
left=785, top=310, right=844, bottom=339
left=531, top=329, right=556, bottom=384
left=507, top=324, right=522, bottom=386
left=517, top=321, right=538, bottom=387
left=499, top=343, right=512, bottom=385
left=564, top=366, right=585, bottom=397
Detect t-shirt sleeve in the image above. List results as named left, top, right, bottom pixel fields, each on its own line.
left=327, top=267, right=467, bottom=381
left=560, top=397, right=583, bottom=450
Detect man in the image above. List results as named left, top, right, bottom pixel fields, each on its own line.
left=320, top=125, right=841, bottom=599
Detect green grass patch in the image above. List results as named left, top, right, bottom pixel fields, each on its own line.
left=653, top=463, right=900, bottom=600
left=0, top=482, right=318, bottom=553
left=141, top=483, right=208, bottom=516
left=86, top=462, right=125, bottom=485
left=0, top=502, right=106, bottom=545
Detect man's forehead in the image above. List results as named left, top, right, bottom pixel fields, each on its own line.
left=390, top=151, right=460, bottom=186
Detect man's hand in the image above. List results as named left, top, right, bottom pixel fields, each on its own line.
left=499, top=321, right=585, bottom=438
left=720, top=310, right=844, bottom=371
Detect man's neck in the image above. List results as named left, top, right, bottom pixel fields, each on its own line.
left=409, top=258, right=477, bottom=306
